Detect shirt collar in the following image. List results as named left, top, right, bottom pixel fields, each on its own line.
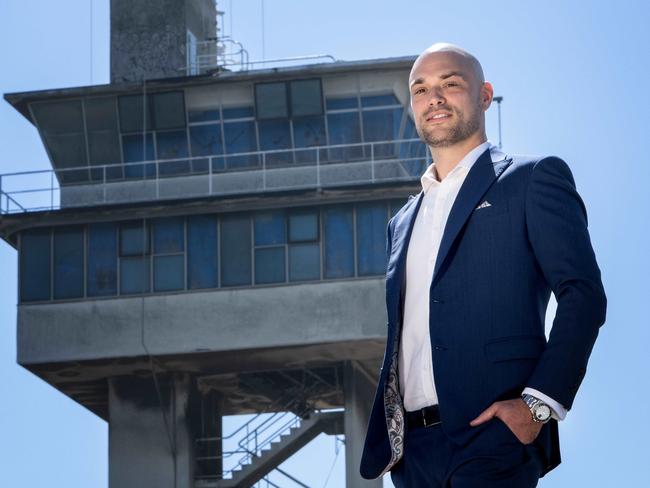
left=421, top=140, right=494, bottom=194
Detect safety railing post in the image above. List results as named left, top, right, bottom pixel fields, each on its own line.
left=103, top=166, right=107, bottom=204
left=208, top=157, right=213, bottom=195
left=371, top=142, right=375, bottom=183
left=155, top=160, right=160, bottom=199
left=262, top=152, right=267, bottom=190
left=50, top=170, right=54, bottom=210
left=316, top=147, right=321, bottom=188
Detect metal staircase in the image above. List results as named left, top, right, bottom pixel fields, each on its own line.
left=214, top=410, right=343, bottom=488
left=194, top=368, right=346, bottom=487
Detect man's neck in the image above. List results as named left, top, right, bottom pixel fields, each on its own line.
left=429, top=134, right=488, bottom=181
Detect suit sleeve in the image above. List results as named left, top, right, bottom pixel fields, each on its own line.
left=524, top=156, right=607, bottom=410
left=386, top=216, right=394, bottom=262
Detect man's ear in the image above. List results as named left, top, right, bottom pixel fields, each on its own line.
left=481, top=81, right=494, bottom=110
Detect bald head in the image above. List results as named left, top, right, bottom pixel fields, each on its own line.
left=410, top=43, right=485, bottom=85
left=408, top=42, right=493, bottom=152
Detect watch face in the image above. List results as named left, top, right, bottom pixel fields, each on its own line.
left=534, top=404, right=551, bottom=421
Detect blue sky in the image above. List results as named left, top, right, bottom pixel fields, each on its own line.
left=1, top=0, right=648, bottom=486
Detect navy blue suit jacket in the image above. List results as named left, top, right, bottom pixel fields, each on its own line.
left=360, top=147, right=607, bottom=479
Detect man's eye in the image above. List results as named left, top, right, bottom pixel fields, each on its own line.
left=414, top=88, right=425, bottom=95
left=445, top=82, right=458, bottom=88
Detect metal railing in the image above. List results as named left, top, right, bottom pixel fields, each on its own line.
left=0, top=138, right=427, bottom=215
left=195, top=369, right=341, bottom=484
left=185, top=37, right=336, bottom=74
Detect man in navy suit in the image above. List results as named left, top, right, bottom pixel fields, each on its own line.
left=359, top=43, right=607, bottom=487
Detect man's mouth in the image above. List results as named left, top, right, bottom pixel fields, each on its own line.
left=425, top=112, right=452, bottom=122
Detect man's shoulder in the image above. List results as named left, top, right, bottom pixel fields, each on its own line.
left=502, top=153, right=573, bottom=184
left=506, top=153, right=571, bottom=171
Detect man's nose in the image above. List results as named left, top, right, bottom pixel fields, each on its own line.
left=428, top=87, right=445, bottom=106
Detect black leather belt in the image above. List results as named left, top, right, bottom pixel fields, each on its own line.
left=406, top=404, right=441, bottom=429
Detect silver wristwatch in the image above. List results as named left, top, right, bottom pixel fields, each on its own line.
left=521, top=393, right=552, bottom=423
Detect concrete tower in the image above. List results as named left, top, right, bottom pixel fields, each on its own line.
left=1, top=2, right=427, bottom=486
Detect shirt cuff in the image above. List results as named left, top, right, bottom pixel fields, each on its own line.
left=522, top=387, right=568, bottom=421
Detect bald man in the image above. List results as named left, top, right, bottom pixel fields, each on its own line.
left=360, top=43, right=606, bottom=487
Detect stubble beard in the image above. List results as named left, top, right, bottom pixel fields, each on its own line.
left=417, top=107, right=481, bottom=148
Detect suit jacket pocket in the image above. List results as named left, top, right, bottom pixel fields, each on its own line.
left=484, top=334, right=545, bottom=362
left=469, top=200, right=511, bottom=224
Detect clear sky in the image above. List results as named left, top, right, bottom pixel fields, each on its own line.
left=1, top=0, right=648, bottom=486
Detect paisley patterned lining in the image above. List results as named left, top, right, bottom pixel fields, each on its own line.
left=379, top=329, right=405, bottom=476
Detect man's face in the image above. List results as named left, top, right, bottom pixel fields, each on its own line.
left=409, top=51, right=490, bottom=148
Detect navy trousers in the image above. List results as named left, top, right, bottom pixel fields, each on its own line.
left=390, top=418, right=545, bottom=487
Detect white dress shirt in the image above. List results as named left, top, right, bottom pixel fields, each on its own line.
left=398, top=141, right=567, bottom=420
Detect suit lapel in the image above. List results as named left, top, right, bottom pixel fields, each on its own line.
left=386, top=192, right=424, bottom=326
left=431, top=148, right=512, bottom=286
left=387, top=148, right=512, bottom=327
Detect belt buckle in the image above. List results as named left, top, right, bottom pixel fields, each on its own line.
left=422, top=408, right=440, bottom=428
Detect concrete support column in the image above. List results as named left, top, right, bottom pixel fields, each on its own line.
left=108, top=373, right=195, bottom=488
left=344, top=361, right=383, bottom=488
left=195, top=389, right=223, bottom=479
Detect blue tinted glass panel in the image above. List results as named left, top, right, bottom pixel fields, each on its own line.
left=151, top=91, right=185, bottom=130
left=327, top=112, right=362, bottom=160
left=254, top=212, right=286, bottom=246
left=221, top=216, right=251, bottom=286
left=258, top=119, right=291, bottom=150
left=118, top=94, right=153, bottom=132
left=187, top=215, right=218, bottom=289
left=289, top=212, right=318, bottom=242
left=289, top=243, right=320, bottom=281
left=293, top=116, right=326, bottom=164
left=53, top=227, right=84, bottom=299
left=324, top=207, right=354, bottom=279
left=326, top=97, right=358, bottom=110
left=357, top=203, right=388, bottom=276
left=255, top=247, right=285, bottom=284
left=189, top=109, right=220, bottom=123
left=363, top=108, right=403, bottom=158
left=87, top=223, right=117, bottom=297
left=223, top=106, right=254, bottom=119
left=224, top=121, right=259, bottom=168
left=190, top=124, right=223, bottom=156
left=362, top=107, right=403, bottom=142
left=154, top=255, right=184, bottom=291
left=290, top=79, right=323, bottom=117
left=153, top=217, right=184, bottom=253
left=122, top=133, right=155, bottom=178
left=20, top=228, right=51, bottom=302
left=157, top=130, right=190, bottom=175
left=400, top=116, right=428, bottom=176
left=120, top=221, right=149, bottom=256
left=390, top=199, right=407, bottom=217
left=120, top=256, right=150, bottom=294
left=255, top=82, right=288, bottom=119
left=360, top=94, right=400, bottom=107
left=293, top=116, right=326, bottom=147
left=258, top=119, right=292, bottom=166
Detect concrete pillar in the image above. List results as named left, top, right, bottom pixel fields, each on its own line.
left=344, top=361, right=383, bottom=488
left=108, top=373, right=195, bottom=488
left=110, top=0, right=217, bottom=82
left=195, top=389, right=223, bottom=479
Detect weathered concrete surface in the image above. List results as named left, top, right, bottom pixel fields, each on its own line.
left=18, top=278, right=388, bottom=365
left=344, top=361, right=383, bottom=488
left=110, top=0, right=216, bottom=82
left=108, top=373, right=196, bottom=488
